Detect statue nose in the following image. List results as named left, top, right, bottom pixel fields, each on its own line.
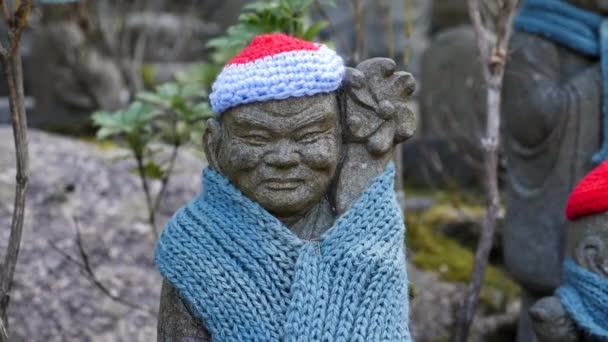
left=265, top=140, right=300, bottom=168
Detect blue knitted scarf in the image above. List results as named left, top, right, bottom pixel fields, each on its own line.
left=155, top=165, right=411, bottom=341
left=556, top=259, right=608, bottom=338
left=515, top=0, right=608, bottom=164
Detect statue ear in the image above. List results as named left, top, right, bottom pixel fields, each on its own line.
left=203, top=118, right=222, bottom=172
left=576, top=235, right=608, bottom=277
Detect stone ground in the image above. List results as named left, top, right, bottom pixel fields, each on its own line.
left=0, top=126, right=518, bottom=341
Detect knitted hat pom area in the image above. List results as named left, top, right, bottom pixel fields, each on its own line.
left=209, top=33, right=345, bottom=115
left=565, top=160, right=608, bottom=221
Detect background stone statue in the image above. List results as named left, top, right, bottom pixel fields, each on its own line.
left=529, top=162, right=608, bottom=342
left=529, top=213, right=608, bottom=342
left=156, top=57, right=416, bottom=340
left=501, top=1, right=608, bottom=340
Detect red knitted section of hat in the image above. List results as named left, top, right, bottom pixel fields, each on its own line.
left=566, top=161, right=608, bottom=220
left=227, top=33, right=319, bottom=65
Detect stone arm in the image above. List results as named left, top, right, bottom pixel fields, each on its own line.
left=503, top=32, right=601, bottom=150
left=334, top=58, right=416, bottom=214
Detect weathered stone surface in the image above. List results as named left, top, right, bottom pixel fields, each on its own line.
left=27, top=21, right=129, bottom=131
left=502, top=33, right=601, bottom=297
left=502, top=2, right=606, bottom=339
left=529, top=296, right=580, bottom=342
left=415, top=25, right=487, bottom=188
left=0, top=126, right=205, bottom=341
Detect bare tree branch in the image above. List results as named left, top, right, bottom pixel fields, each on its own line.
left=350, top=0, right=366, bottom=63
left=453, top=0, right=519, bottom=341
left=0, top=1, right=32, bottom=340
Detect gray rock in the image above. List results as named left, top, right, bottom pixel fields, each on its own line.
left=0, top=126, right=205, bottom=341
left=409, top=266, right=520, bottom=342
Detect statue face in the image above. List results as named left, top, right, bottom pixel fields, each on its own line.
left=567, top=212, right=608, bottom=277
left=208, top=93, right=340, bottom=220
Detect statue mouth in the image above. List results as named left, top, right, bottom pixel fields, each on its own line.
left=262, top=178, right=304, bottom=190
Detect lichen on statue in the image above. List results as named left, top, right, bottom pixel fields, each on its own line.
left=154, top=33, right=417, bottom=341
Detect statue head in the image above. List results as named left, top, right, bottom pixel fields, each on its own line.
left=565, top=161, right=608, bottom=278
left=566, top=0, right=608, bottom=13
left=203, top=33, right=345, bottom=222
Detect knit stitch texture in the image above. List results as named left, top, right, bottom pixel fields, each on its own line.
left=515, top=0, right=608, bottom=164
left=209, top=33, right=345, bottom=114
left=155, top=165, right=411, bottom=341
left=565, top=160, right=608, bottom=220
left=556, top=259, right=608, bottom=338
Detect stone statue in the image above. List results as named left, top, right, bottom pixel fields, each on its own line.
left=529, top=161, right=608, bottom=341
left=154, top=33, right=416, bottom=341
left=502, top=0, right=608, bottom=340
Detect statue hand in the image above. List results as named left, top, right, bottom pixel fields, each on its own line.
left=343, top=58, right=416, bottom=156
left=529, top=296, right=580, bottom=342
left=334, top=58, right=416, bottom=214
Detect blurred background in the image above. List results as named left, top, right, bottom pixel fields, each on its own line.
left=0, top=0, right=519, bottom=341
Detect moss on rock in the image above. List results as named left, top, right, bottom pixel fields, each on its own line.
left=406, top=193, right=520, bottom=311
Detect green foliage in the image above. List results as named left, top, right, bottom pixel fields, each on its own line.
left=94, top=82, right=212, bottom=147
left=93, top=82, right=214, bottom=232
left=177, top=0, right=333, bottom=88
left=92, top=102, right=160, bottom=156
left=207, top=0, right=331, bottom=64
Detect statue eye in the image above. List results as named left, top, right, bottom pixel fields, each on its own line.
left=241, top=134, right=270, bottom=145
left=297, top=131, right=323, bottom=143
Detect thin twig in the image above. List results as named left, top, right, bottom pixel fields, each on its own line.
left=48, top=220, right=157, bottom=316
left=453, top=0, right=518, bottom=341
left=379, top=0, right=395, bottom=60
left=152, top=142, right=180, bottom=215
left=134, top=152, right=157, bottom=236
left=0, top=316, right=6, bottom=342
left=350, top=0, right=366, bottom=63
left=0, top=0, right=9, bottom=25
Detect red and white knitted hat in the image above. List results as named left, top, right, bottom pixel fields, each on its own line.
left=209, top=33, right=345, bottom=114
left=565, top=161, right=608, bottom=220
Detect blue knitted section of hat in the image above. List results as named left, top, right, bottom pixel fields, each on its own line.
left=209, top=35, right=345, bottom=115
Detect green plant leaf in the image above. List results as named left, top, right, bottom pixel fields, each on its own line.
left=302, top=21, right=327, bottom=40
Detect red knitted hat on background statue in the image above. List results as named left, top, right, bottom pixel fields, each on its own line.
left=565, top=161, right=608, bottom=220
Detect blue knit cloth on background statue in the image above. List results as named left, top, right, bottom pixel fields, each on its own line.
left=515, top=0, right=608, bottom=164
left=556, top=259, right=608, bottom=339
left=155, top=165, right=412, bottom=341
